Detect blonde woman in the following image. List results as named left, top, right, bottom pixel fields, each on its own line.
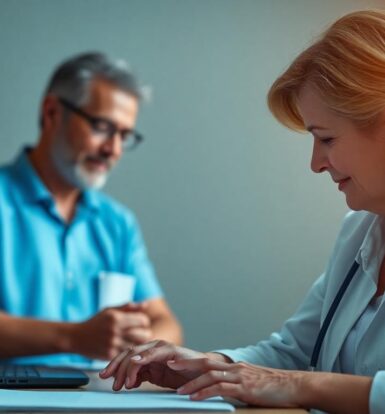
left=100, top=10, right=385, bottom=414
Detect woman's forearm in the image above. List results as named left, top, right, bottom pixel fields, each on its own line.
left=298, top=371, right=372, bottom=414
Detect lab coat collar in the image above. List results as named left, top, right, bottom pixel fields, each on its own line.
left=322, top=214, right=384, bottom=371
left=356, top=214, right=385, bottom=280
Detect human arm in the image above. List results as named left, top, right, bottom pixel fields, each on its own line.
left=113, top=298, right=182, bottom=346
left=0, top=308, right=130, bottom=360
left=98, top=275, right=329, bottom=389
left=0, top=311, right=75, bottom=358
left=100, top=340, right=373, bottom=413
left=69, top=299, right=181, bottom=359
left=139, top=298, right=182, bottom=345
left=169, top=359, right=372, bottom=414
left=99, top=340, right=224, bottom=390
left=116, top=211, right=182, bottom=346
left=99, top=278, right=326, bottom=386
left=0, top=303, right=178, bottom=361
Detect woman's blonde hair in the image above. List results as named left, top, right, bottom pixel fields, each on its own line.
left=268, top=9, right=385, bottom=131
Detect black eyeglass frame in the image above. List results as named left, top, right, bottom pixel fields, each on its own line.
left=58, top=98, right=144, bottom=151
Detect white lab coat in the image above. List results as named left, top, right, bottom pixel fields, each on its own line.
left=217, top=210, right=385, bottom=414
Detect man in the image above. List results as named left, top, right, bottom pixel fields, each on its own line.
left=0, top=52, right=182, bottom=366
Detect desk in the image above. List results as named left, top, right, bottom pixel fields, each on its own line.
left=0, top=371, right=308, bottom=413
left=83, top=371, right=308, bottom=414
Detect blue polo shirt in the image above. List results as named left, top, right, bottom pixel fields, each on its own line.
left=0, top=149, right=163, bottom=366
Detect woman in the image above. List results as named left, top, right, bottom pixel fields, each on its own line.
left=100, top=10, right=385, bottom=414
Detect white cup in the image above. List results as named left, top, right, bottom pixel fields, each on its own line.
left=93, top=272, right=137, bottom=369
left=98, top=272, right=136, bottom=310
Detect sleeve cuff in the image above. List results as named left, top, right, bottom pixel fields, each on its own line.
left=369, top=371, right=385, bottom=414
left=211, top=349, right=242, bottom=363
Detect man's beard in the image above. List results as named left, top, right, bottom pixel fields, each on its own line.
left=51, top=131, right=112, bottom=190
left=73, top=162, right=108, bottom=190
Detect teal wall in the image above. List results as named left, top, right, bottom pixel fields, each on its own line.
left=0, top=0, right=384, bottom=350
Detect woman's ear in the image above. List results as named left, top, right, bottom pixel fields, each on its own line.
left=364, top=108, right=385, bottom=143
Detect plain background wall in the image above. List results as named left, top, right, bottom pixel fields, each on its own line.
left=1, top=0, right=385, bottom=350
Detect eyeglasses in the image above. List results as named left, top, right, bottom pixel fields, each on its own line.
left=58, top=98, right=144, bottom=151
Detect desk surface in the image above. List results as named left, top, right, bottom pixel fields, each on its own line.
left=83, top=371, right=308, bottom=414
left=2, top=371, right=308, bottom=414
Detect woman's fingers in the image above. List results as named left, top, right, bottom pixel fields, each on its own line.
left=176, top=362, right=302, bottom=408
left=168, top=357, right=230, bottom=372
left=129, top=341, right=194, bottom=367
left=100, top=342, right=221, bottom=393
left=100, top=340, right=157, bottom=380
left=168, top=358, right=237, bottom=397
left=110, top=341, right=162, bottom=390
left=190, top=382, right=240, bottom=401
left=101, top=341, right=186, bottom=389
left=177, top=369, right=235, bottom=396
left=99, top=348, right=132, bottom=378
left=113, top=352, right=144, bottom=390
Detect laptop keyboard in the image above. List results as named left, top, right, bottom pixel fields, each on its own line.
left=0, top=365, right=40, bottom=384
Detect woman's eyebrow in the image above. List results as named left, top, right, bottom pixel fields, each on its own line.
left=307, top=125, right=328, bottom=132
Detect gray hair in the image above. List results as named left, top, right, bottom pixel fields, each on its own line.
left=43, top=52, right=143, bottom=106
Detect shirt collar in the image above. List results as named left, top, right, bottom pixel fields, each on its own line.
left=11, top=148, right=51, bottom=204
left=11, top=147, right=100, bottom=212
left=80, top=189, right=101, bottom=211
left=357, top=214, right=385, bottom=276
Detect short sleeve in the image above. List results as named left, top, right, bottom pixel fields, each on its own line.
left=369, top=371, right=385, bottom=414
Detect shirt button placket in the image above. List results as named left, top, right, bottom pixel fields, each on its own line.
left=66, top=270, right=74, bottom=290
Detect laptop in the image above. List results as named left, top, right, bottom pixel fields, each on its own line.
left=0, top=364, right=89, bottom=388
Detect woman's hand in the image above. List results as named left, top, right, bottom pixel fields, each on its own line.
left=99, top=339, right=305, bottom=408
left=171, top=358, right=305, bottom=408
left=100, top=342, right=373, bottom=413
left=99, top=340, right=208, bottom=391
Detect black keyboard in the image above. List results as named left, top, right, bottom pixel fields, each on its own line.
left=0, top=364, right=89, bottom=388
left=0, top=365, right=40, bottom=384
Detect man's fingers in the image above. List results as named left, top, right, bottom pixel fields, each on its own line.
left=117, top=302, right=148, bottom=312
left=123, top=328, right=152, bottom=344
left=122, top=312, right=151, bottom=329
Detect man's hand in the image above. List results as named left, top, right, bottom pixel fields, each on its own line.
left=69, top=303, right=153, bottom=360
left=119, top=302, right=154, bottom=345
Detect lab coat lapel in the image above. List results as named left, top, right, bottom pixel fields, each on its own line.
left=320, top=213, right=385, bottom=372
left=320, top=269, right=376, bottom=372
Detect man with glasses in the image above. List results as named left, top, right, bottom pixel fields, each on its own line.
left=0, top=52, right=182, bottom=366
